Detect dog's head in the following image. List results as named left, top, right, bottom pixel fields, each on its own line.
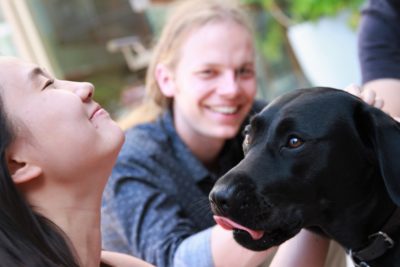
left=209, top=87, right=400, bottom=251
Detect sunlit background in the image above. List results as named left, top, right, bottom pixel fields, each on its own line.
left=0, top=0, right=366, bottom=121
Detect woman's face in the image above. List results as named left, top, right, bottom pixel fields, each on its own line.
left=0, top=57, right=124, bottom=182
left=168, top=20, right=257, bottom=143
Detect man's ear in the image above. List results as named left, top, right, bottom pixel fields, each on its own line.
left=155, top=63, right=176, bottom=97
left=8, top=158, right=42, bottom=185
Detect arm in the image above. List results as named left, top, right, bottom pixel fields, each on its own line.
left=363, top=79, right=400, bottom=118
left=345, top=84, right=400, bottom=121
left=105, top=178, right=273, bottom=267
left=210, top=225, right=274, bottom=267
left=358, top=1, right=400, bottom=118
left=101, top=251, right=155, bottom=267
left=269, top=229, right=330, bottom=267
left=102, top=177, right=197, bottom=267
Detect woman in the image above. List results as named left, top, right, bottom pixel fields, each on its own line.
left=0, top=56, right=153, bottom=267
left=101, top=1, right=332, bottom=267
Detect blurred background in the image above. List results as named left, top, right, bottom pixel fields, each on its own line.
left=0, top=0, right=366, bottom=120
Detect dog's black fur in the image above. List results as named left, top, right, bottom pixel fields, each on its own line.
left=210, top=87, right=400, bottom=266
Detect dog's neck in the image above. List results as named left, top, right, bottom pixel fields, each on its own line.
left=319, top=168, right=392, bottom=242
left=329, top=193, right=395, bottom=244
left=348, top=207, right=400, bottom=266
left=321, top=172, right=400, bottom=266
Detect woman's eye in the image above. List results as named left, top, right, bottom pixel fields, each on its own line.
left=42, top=79, right=54, bottom=90
left=286, top=136, right=304, bottom=148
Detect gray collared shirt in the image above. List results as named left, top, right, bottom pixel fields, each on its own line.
left=102, top=105, right=263, bottom=267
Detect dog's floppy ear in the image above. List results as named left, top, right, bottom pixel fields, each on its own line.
left=359, top=104, right=400, bottom=206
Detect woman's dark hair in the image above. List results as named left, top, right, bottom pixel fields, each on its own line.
left=0, top=93, right=80, bottom=266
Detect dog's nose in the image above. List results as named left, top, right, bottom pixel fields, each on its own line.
left=209, top=181, right=254, bottom=216
left=209, top=184, right=235, bottom=216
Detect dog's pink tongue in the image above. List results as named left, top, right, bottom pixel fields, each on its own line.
left=213, top=215, right=264, bottom=240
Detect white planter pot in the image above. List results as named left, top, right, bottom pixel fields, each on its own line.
left=287, top=12, right=361, bottom=89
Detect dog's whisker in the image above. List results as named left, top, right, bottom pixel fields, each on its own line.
left=188, top=198, right=213, bottom=218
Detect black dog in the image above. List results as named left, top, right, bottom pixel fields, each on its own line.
left=209, top=87, right=400, bottom=267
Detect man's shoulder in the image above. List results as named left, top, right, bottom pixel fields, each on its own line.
left=121, top=121, right=170, bottom=155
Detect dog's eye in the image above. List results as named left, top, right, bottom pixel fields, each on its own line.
left=242, top=124, right=251, bottom=136
left=243, top=134, right=251, bottom=154
left=242, top=125, right=252, bottom=154
left=242, top=124, right=251, bottom=154
left=287, top=136, right=304, bottom=148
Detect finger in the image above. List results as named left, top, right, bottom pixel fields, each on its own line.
left=360, top=89, right=376, bottom=105
left=394, top=117, right=400, bottom=122
left=373, top=98, right=384, bottom=109
left=344, top=83, right=361, bottom=97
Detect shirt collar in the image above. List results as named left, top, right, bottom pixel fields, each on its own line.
left=159, top=109, right=244, bottom=184
left=160, top=110, right=209, bottom=183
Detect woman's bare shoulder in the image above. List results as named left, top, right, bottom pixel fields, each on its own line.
left=101, top=251, right=155, bottom=267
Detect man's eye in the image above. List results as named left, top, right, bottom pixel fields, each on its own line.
left=198, top=69, right=217, bottom=78
left=237, top=66, right=254, bottom=79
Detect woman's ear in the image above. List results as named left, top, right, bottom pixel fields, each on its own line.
left=155, top=63, right=176, bottom=97
left=8, top=158, right=42, bottom=185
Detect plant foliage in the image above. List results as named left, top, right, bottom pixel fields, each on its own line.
left=243, top=0, right=365, bottom=62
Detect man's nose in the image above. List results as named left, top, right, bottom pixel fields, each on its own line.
left=217, top=72, right=239, bottom=97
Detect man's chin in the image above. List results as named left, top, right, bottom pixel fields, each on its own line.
left=212, top=126, right=242, bottom=140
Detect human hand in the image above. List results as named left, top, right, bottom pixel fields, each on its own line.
left=344, top=84, right=384, bottom=109
left=344, top=84, right=400, bottom=122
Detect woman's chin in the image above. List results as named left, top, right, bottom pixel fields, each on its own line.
left=99, top=127, right=125, bottom=163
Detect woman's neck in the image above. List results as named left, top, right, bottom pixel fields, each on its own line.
left=55, top=208, right=102, bottom=267
left=28, top=183, right=104, bottom=267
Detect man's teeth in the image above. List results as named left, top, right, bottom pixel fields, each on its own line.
left=209, top=106, right=239, bottom=114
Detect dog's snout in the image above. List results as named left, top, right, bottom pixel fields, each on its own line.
left=209, top=179, right=256, bottom=217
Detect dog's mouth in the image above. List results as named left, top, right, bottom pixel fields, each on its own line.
left=214, top=215, right=265, bottom=240
left=214, top=214, right=303, bottom=251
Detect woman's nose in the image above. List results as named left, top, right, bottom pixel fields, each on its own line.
left=74, top=82, right=95, bottom=101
